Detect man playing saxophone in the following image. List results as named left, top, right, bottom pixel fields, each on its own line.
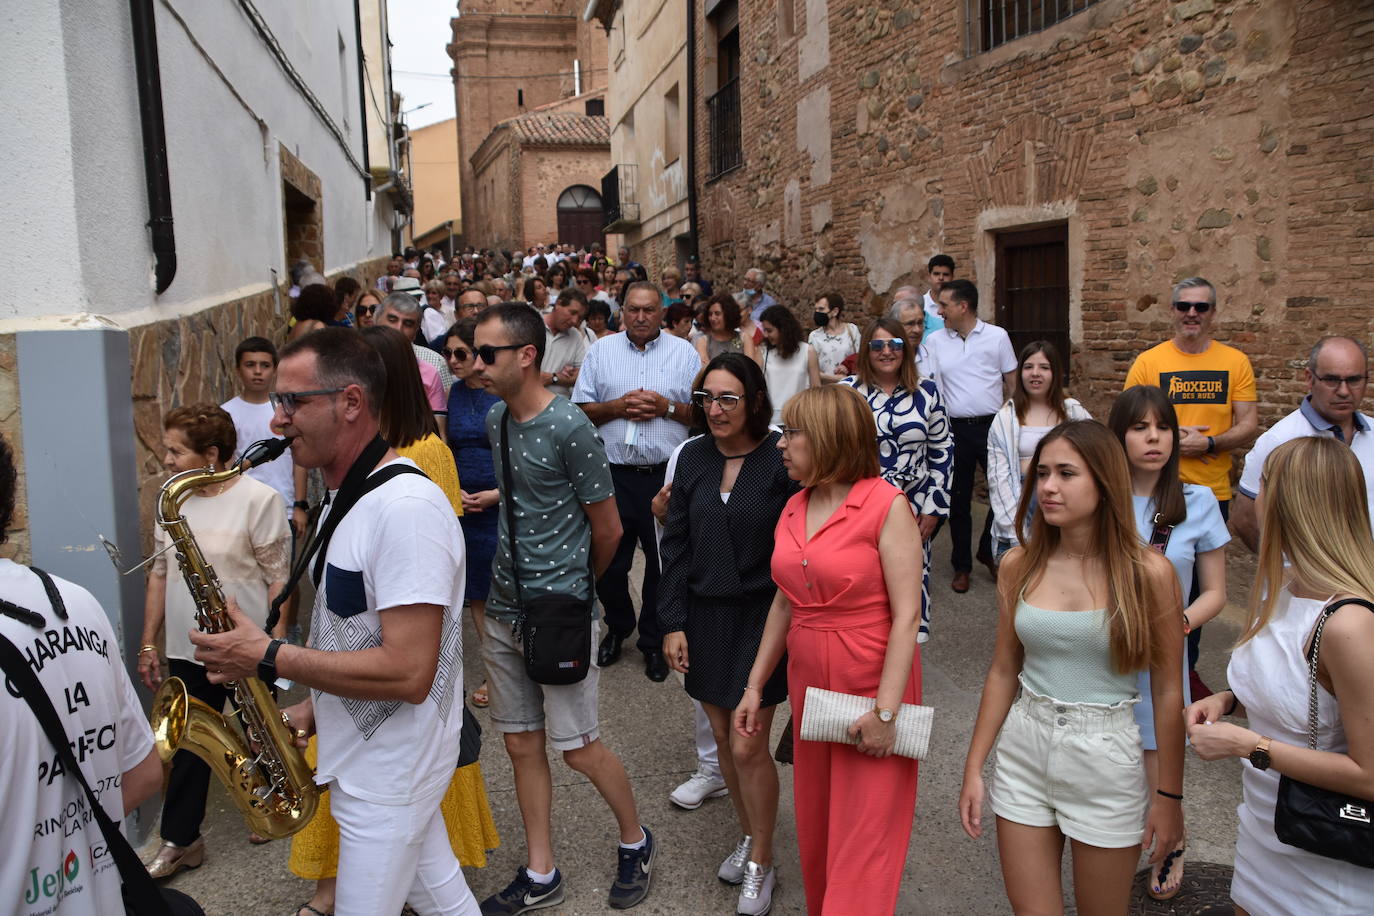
left=192, top=329, right=479, bottom=916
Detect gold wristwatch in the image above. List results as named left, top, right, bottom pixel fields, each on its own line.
left=876, top=706, right=896, bottom=724
left=1248, top=736, right=1273, bottom=770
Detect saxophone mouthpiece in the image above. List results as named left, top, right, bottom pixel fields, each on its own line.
left=238, top=437, right=295, bottom=470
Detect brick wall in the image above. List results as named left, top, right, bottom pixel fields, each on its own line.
left=692, top=0, right=1374, bottom=424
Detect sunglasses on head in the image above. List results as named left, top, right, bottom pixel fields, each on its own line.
left=1172, top=301, right=1212, bottom=313
left=440, top=347, right=470, bottom=361
left=868, top=338, right=906, bottom=352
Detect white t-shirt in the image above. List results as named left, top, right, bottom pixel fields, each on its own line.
left=1, top=559, right=155, bottom=916
left=1239, top=399, right=1374, bottom=523
left=923, top=320, right=1018, bottom=418
left=222, top=397, right=295, bottom=511
left=309, top=459, right=466, bottom=806
left=421, top=303, right=455, bottom=344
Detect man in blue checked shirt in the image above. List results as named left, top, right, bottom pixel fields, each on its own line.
left=573, top=282, right=701, bottom=682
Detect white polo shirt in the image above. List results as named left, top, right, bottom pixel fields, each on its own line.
left=923, top=320, right=1017, bottom=418
left=1238, top=397, right=1374, bottom=523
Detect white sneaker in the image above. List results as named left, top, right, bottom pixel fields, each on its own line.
left=669, top=769, right=727, bottom=810
left=717, top=835, right=753, bottom=885
left=737, top=861, right=776, bottom=915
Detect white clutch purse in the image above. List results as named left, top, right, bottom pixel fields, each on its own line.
left=798, top=687, right=934, bottom=760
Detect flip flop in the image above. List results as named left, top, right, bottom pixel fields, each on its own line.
left=293, top=904, right=332, bottom=916
left=471, top=682, right=490, bottom=708
left=1148, top=838, right=1186, bottom=900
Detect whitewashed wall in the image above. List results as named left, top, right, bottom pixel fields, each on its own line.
left=0, top=0, right=393, bottom=326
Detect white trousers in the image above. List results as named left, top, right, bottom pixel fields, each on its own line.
left=331, top=782, right=480, bottom=916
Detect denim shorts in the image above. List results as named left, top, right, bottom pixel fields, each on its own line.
left=989, top=680, right=1148, bottom=848
left=481, top=613, right=602, bottom=752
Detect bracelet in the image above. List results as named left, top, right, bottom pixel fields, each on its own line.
left=1182, top=611, right=1191, bottom=632
left=743, top=685, right=761, bottom=693
left=138, top=645, right=158, bottom=655
left=1156, top=788, right=1184, bottom=801
left=1223, top=691, right=1239, bottom=717
left=1206, top=435, right=1216, bottom=454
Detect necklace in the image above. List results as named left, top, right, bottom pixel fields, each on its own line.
left=1063, top=547, right=1098, bottom=560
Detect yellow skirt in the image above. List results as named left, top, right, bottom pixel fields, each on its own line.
left=288, top=737, right=500, bottom=878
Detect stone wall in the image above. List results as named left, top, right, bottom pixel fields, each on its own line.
left=521, top=146, right=613, bottom=247
left=692, top=0, right=1374, bottom=423
left=0, top=257, right=388, bottom=563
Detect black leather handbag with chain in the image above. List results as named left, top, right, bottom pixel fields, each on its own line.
left=1273, top=596, right=1374, bottom=868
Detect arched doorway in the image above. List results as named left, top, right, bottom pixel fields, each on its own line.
left=556, top=185, right=605, bottom=251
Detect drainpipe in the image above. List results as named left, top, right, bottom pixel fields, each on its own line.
left=684, top=0, right=700, bottom=260
left=353, top=0, right=372, bottom=199
left=129, top=0, right=177, bottom=294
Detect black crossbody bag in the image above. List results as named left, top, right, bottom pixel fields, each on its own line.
left=498, top=409, right=593, bottom=685
left=1273, top=596, right=1374, bottom=868
left=0, top=568, right=202, bottom=916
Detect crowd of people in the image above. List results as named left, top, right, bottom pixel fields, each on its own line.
left=5, top=238, right=1374, bottom=916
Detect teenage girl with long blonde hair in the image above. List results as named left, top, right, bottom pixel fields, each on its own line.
left=959, top=420, right=1185, bottom=914
left=1187, top=436, right=1374, bottom=915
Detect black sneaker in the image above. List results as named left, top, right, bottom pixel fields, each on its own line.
left=479, top=868, right=565, bottom=915
left=607, top=827, right=654, bottom=909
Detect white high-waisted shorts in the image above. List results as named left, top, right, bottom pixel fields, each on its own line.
left=989, top=679, right=1148, bottom=848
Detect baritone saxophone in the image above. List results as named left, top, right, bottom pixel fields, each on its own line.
left=148, top=437, right=319, bottom=839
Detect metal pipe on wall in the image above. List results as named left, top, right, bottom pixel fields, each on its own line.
left=129, top=0, right=177, bottom=294
left=685, top=0, right=700, bottom=259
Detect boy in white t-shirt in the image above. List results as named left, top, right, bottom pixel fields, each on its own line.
left=222, top=337, right=307, bottom=645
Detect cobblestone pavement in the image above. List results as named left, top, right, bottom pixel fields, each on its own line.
left=145, top=505, right=1250, bottom=914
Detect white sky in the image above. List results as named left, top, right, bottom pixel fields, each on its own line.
left=387, top=0, right=459, bottom=130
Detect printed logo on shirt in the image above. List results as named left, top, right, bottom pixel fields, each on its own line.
left=1160, top=370, right=1230, bottom=404
left=23, top=849, right=80, bottom=905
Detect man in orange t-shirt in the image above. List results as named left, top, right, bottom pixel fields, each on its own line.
left=1124, top=277, right=1259, bottom=682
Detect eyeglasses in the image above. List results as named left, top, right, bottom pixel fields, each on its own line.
left=474, top=343, right=524, bottom=364
left=268, top=387, right=346, bottom=417
left=868, top=338, right=906, bottom=352
left=692, top=390, right=742, bottom=411
left=1172, top=301, right=1213, bottom=313
left=441, top=347, right=471, bottom=361
left=357, top=305, right=377, bottom=315
left=1315, top=374, right=1368, bottom=389
left=781, top=427, right=806, bottom=441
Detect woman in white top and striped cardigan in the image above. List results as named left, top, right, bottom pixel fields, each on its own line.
left=986, top=340, right=1091, bottom=560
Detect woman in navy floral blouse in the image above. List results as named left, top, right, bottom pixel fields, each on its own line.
left=841, top=317, right=952, bottom=641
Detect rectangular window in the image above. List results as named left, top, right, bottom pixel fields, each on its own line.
left=970, top=0, right=1100, bottom=55
left=706, top=1, right=742, bottom=179
left=664, top=83, right=680, bottom=164
left=778, top=0, right=796, bottom=40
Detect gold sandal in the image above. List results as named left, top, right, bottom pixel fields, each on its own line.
left=146, top=836, right=205, bottom=880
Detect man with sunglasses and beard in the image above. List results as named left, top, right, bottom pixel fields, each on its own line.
left=1125, top=276, right=1258, bottom=691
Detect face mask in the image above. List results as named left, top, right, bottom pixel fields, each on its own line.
left=813, top=311, right=830, bottom=328
left=743, top=289, right=757, bottom=299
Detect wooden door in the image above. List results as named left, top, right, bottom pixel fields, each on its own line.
left=994, top=225, right=1070, bottom=377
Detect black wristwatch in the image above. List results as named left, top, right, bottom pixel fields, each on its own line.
left=1248, top=736, right=1273, bottom=771
left=258, top=638, right=285, bottom=685
left=293, top=500, right=310, bottom=512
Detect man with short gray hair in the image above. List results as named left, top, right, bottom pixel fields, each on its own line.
left=887, top=294, right=938, bottom=380
left=1233, top=335, right=1374, bottom=551
left=1124, top=276, right=1258, bottom=687
left=378, top=292, right=455, bottom=407
left=739, top=268, right=777, bottom=324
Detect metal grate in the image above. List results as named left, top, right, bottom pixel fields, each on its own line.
left=706, top=79, right=743, bottom=179
left=967, top=0, right=1100, bottom=55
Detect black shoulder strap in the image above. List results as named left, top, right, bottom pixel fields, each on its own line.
left=1308, top=597, right=1374, bottom=663
left=499, top=410, right=526, bottom=608
left=0, top=630, right=172, bottom=915
left=266, top=436, right=428, bottom=631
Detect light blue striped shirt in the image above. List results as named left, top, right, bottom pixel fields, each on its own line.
left=572, top=331, right=700, bottom=465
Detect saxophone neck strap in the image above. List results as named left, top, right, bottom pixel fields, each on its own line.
left=266, top=436, right=427, bottom=632
left=0, top=631, right=172, bottom=913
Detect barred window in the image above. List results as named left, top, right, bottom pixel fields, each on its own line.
left=968, top=0, right=1100, bottom=54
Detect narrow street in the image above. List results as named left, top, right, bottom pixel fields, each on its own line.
left=150, top=503, right=1248, bottom=915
